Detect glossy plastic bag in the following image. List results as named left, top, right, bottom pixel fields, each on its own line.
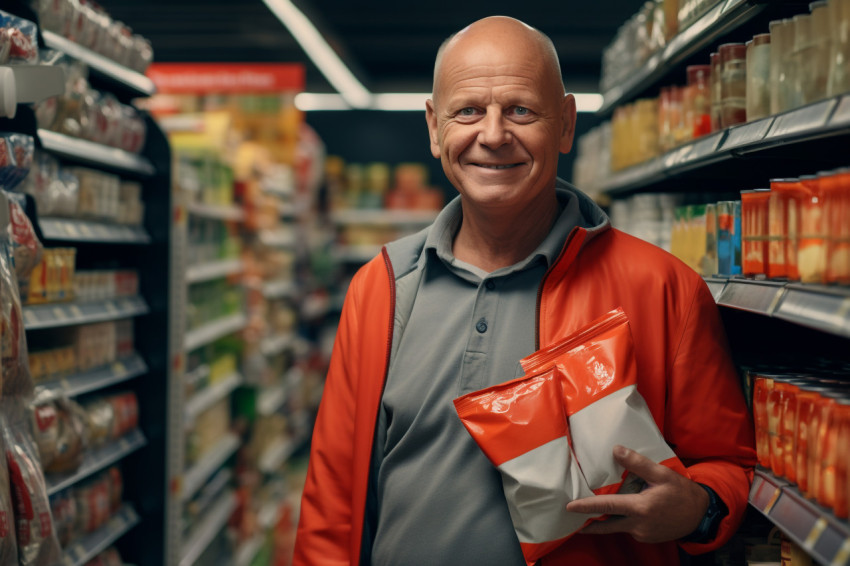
left=454, top=365, right=600, bottom=566
left=521, top=307, right=688, bottom=495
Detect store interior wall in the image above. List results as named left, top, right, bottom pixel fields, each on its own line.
left=305, top=110, right=603, bottom=203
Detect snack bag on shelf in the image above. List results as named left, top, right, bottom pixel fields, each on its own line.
left=455, top=364, right=600, bottom=566
left=1, top=399, right=63, bottom=566
left=0, top=11, right=39, bottom=65
left=0, top=403, right=19, bottom=564
left=32, top=394, right=88, bottom=474
left=6, top=196, right=43, bottom=287
left=48, top=488, right=77, bottom=547
left=0, top=214, right=34, bottom=398
left=18, top=150, right=80, bottom=218
left=520, top=307, right=688, bottom=495
left=0, top=134, right=35, bottom=191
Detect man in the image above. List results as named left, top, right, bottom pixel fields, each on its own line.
left=294, top=16, right=756, bottom=565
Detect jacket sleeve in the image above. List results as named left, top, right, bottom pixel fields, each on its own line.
left=667, top=279, right=757, bottom=554
left=293, top=271, right=367, bottom=565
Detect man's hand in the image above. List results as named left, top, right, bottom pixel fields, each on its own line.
left=565, top=445, right=708, bottom=543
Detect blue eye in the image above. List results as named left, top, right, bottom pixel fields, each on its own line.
left=514, top=106, right=529, bottom=115
left=459, top=107, right=476, bottom=116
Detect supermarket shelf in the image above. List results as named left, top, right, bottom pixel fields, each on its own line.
left=37, top=129, right=155, bottom=176
left=181, top=433, right=240, bottom=502
left=258, top=436, right=299, bottom=474
left=259, top=228, right=296, bottom=248
left=184, top=373, right=243, bottom=424
left=331, top=209, right=439, bottom=226
left=179, top=489, right=236, bottom=566
left=63, top=504, right=140, bottom=566
left=184, top=313, right=247, bottom=352
left=598, top=0, right=766, bottom=115
left=257, top=383, right=287, bottom=417
left=186, top=258, right=244, bottom=284
left=37, top=353, right=147, bottom=402
left=333, top=244, right=382, bottom=264
left=41, top=30, right=156, bottom=98
left=750, top=468, right=850, bottom=566
left=707, top=278, right=850, bottom=339
left=38, top=218, right=151, bottom=244
left=23, top=296, right=149, bottom=330
left=235, top=535, right=265, bottom=566
left=262, top=279, right=297, bottom=300
left=600, top=94, right=850, bottom=196
left=260, top=332, right=296, bottom=357
left=186, top=202, right=245, bottom=222
left=46, top=429, right=147, bottom=496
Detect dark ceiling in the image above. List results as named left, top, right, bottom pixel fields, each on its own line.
left=104, top=0, right=640, bottom=95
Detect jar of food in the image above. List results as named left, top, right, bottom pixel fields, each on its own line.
left=809, top=1, right=832, bottom=103
left=741, top=188, right=771, bottom=276
left=770, top=178, right=806, bottom=281
left=746, top=33, right=771, bottom=121
left=835, top=406, right=850, bottom=518
left=826, top=0, right=850, bottom=97
left=798, top=174, right=828, bottom=283
left=791, top=14, right=815, bottom=108
left=753, top=375, right=775, bottom=468
left=719, top=42, right=747, bottom=127
left=710, top=52, right=722, bottom=131
left=768, top=179, right=791, bottom=279
left=824, top=168, right=850, bottom=284
left=817, top=395, right=850, bottom=509
left=716, top=200, right=735, bottom=275
left=769, top=19, right=793, bottom=114
left=685, top=64, right=712, bottom=137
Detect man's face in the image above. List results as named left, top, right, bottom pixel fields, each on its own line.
left=426, top=26, right=576, bottom=213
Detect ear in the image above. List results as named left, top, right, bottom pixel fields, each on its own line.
left=559, top=93, right=577, bottom=155
left=425, top=99, right=441, bottom=159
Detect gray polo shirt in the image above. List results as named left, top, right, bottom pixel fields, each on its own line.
left=370, top=190, right=584, bottom=565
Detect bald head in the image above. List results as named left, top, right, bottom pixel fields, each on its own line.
left=432, top=16, right=564, bottom=105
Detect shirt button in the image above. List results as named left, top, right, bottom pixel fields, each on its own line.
left=485, top=280, right=495, bottom=290
left=475, top=319, right=488, bottom=333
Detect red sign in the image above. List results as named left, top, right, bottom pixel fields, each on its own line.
left=147, top=63, right=304, bottom=94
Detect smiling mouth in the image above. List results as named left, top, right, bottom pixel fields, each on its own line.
left=473, top=163, right=522, bottom=170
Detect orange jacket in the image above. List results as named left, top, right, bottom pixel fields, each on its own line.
left=294, top=200, right=756, bottom=565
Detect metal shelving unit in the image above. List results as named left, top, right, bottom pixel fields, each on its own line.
left=178, top=489, right=236, bottom=566
left=600, top=94, right=850, bottom=196
left=183, top=313, right=248, bottom=352
left=184, top=373, right=243, bottom=425
left=62, top=504, right=141, bottom=566
left=705, top=278, right=850, bottom=339
left=186, top=202, right=245, bottom=222
left=36, top=218, right=151, bottom=244
left=185, top=258, right=244, bottom=284
left=750, top=469, right=850, bottom=566
left=181, top=433, right=241, bottom=503
left=37, top=129, right=156, bottom=176
left=46, top=429, right=147, bottom=496
left=22, top=296, right=149, bottom=330
left=36, top=353, right=148, bottom=402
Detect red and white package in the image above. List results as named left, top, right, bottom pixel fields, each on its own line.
left=454, top=365, right=600, bottom=566
left=0, top=408, right=19, bottom=565
left=520, top=307, right=688, bottom=496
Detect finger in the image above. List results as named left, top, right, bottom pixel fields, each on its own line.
left=613, top=445, right=674, bottom=485
left=565, top=493, right=642, bottom=516
left=578, top=516, right=637, bottom=536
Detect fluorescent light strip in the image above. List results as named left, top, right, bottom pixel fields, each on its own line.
left=295, top=92, right=604, bottom=113
left=261, top=0, right=372, bottom=108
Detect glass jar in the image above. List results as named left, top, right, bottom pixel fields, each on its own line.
left=754, top=375, right=775, bottom=468
left=809, top=1, right=832, bottom=103
left=741, top=188, right=771, bottom=276
left=826, top=0, right=850, bottom=97
left=824, top=168, right=850, bottom=284
left=719, top=42, right=747, bottom=127
left=768, top=179, right=791, bottom=279
left=746, top=33, right=772, bottom=121
left=799, top=174, right=828, bottom=283
left=770, top=19, right=794, bottom=114
left=771, top=178, right=807, bottom=281
left=710, top=52, right=722, bottom=131
left=685, top=64, right=712, bottom=138
left=791, top=14, right=815, bottom=107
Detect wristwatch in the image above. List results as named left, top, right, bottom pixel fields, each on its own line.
left=681, top=484, right=728, bottom=544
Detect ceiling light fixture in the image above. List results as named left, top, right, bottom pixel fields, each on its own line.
left=294, top=92, right=604, bottom=113
left=261, top=0, right=372, bottom=109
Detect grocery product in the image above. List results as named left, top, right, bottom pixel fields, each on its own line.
left=798, top=174, right=827, bottom=284
left=0, top=10, right=38, bottom=65
left=718, top=43, right=747, bottom=128
left=741, top=189, right=770, bottom=277
left=746, top=34, right=771, bottom=121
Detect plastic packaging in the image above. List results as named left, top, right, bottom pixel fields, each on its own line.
left=0, top=133, right=35, bottom=191
left=0, top=407, right=19, bottom=564
left=519, top=308, right=687, bottom=494
left=454, top=365, right=598, bottom=566
left=0, top=11, right=39, bottom=65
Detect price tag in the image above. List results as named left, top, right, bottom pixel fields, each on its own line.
left=63, top=222, right=78, bottom=238
left=78, top=223, right=93, bottom=238
left=23, top=309, right=38, bottom=325
left=768, top=99, right=837, bottom=139
left=832, top=538, right=850, bottom=566
left=120, top=299, right=134, bottom=311
left=104, top=301, right=118, bottom=314
left=72, top=543, right=86, bottom=560
left=63, top=553, right=74, bottom=566
left=804, top=517, right=828, bottom=550
left=828, top=95, right=850, bottom=127
left=119, top=437, right=131, bottom=451
left=69, top=305, right=83, bottom=318
left=52, top=307, right=68, bottom=321
left=112, top=361, right=127, bottom=374
left=60, top=378, right=71, bottom=393
left=763, top=487, right=782, bottom=513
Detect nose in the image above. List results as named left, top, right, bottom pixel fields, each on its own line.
left=477, top=109, right=511, bottom=148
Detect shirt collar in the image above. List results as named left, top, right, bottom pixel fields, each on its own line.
left=422, top=188, right=583, bottom=277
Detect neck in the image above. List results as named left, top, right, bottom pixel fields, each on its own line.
left=453, top=192, right=560, bottom=272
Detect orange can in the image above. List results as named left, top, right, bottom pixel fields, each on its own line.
left=824, top=168, right=850, bottom=284
left=818, top=396, right=850, bottom=509
left=753, top=375, right=775, bottom=468
left=795, top=384, right=834, bottom=494
left=767, top=180, right=791, bottom=279
left=836, top=409, right=850, bottom=519
left=741, top=189, right=771, bottom=277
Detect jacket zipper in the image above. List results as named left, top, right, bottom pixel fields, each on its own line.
left=535, top=227, right=584, bottom=349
